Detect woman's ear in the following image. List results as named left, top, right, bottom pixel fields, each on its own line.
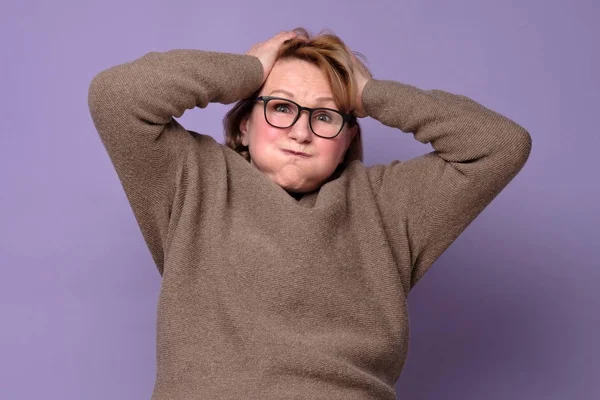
left=345, top=126, right=358, bottom=151
left=339, top=126, right=358, bottom=165
left=239, top=117, right=250, bottom=146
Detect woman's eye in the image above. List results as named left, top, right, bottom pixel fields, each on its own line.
left=315, top=113, right=332, bottom=123
left=275, top=104, right=292, bottom=113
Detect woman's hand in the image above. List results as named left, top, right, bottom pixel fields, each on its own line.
left=351, top=54, right=371, bottom=118
left=246, top=31, right=304, bottom=83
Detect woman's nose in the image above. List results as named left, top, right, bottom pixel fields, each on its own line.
left=288, top=111, right=313, bottom=142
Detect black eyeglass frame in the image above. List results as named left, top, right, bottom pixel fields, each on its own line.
left=255, top=96, right=355, bottom=139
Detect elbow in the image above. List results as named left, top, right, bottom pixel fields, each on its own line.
left=464, top=117, right=532, bottom=180
left=88, top=67, right=121, bottom=111
left=88, top=65, right=132, bottom=126
left=88, top=71, right=109, bottom=130
left=87, top=71, right=106, bottom=112
left=504, top=122, right=532, bottom=171
left=88, top=69, right=111, bottom=113
left=87, top=66, right=134, bottom=149
left=482, top=121, right=532, bottom=180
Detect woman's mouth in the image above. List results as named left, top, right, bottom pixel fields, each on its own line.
left=281, top=149, right=311, bottom=157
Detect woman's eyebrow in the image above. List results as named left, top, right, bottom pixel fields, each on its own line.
left=269, top=89, right=335, bottom=104
left=269, top=89, right=295, bottom=98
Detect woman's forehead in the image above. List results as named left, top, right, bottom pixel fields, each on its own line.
left=265, top=59, right=334, bottom=102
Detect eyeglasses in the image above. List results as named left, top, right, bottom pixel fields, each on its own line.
left=256, top=96, right=354, bottom=139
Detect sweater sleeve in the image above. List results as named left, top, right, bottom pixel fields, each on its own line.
left=363, top=79, right=532, bottom=289
left=88, top=50, right=264, bottom=273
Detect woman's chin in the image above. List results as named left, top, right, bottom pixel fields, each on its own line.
left=273, top=174, right=316, bottom=194
left=279, top=180, right=312, bottom=194
left=259, top=164, right=329, bottom=194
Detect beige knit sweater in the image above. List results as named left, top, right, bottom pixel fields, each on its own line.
left=88, top=49, right=531, bottom=400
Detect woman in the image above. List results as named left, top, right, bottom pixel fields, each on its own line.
left=89, top=29, right=531, bottom=400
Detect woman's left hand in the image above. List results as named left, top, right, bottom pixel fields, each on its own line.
left=351, top=54, right=371, bottom=118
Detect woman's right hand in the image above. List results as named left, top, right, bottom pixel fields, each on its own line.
left=351, top=53, right=372, bottom=118
left=246, top=31, right=305, bottom=83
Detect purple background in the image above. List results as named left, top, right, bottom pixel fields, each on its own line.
left=1, top=0, right=598, bottom=398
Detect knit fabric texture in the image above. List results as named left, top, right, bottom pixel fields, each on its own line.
left=88, top=50, right=531, bottom=400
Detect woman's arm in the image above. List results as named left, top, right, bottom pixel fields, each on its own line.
left=363, top=79, right=532, bottom=288
left=88, top=50, right=264, bottom=272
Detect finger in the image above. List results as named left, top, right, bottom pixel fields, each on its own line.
left=275, top=31, right=297, bottom=41
left=293, top=34, right=308, bottom=43
left=280, top=32, right=307, bottom=46
left=271, top=31, right=292, bottom=40
left=279, top=30, right=296, bottom=37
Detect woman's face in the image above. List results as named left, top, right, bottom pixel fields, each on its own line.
left=240, top=58, right=356, bottom=193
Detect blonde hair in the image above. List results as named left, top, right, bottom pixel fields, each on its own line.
left=223, top=28, right=372, bottom=167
